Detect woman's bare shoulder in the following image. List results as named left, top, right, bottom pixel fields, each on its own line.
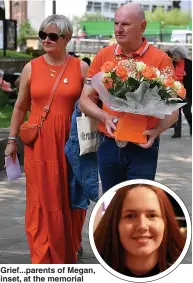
left=80, top=60, right=89, bottom=79
left=21, top=61, right=32, bottom=83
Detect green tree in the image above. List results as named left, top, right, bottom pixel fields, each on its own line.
left=151, top=7, right=165, bottom=22
left=17, top=20, right=37, bottom=47
left=164, top=9, right=190, bottom=25
left=80, top=12, right=107, bottom=22
left=145, top=7, right=190, bottom=26
left=72, top=16, right=81, bottom=36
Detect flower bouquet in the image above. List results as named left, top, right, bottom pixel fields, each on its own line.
left=91, top=59, right=186, bottom=144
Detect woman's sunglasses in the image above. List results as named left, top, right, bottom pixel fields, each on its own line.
left=38, top=31, right=64, bottom=42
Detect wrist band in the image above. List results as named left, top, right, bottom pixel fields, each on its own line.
left=7, top=140, right=18, bottom=145
left=8, top=136, right=17, bottom=140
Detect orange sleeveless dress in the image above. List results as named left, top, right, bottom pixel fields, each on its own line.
left=24, top=55, right=86, bottom=264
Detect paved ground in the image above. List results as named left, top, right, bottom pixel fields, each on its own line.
left=0, top=123, right=192, bottom=264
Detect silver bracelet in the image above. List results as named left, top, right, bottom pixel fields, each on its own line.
left=8, top=136, right=17, bottom=140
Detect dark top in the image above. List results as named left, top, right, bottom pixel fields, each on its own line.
left=122, top=264, right=160, bottom=278
left=174, top=58, right=192, bottom=103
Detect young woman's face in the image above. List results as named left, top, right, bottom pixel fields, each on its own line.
left=118, top=186, right=165, bottom=260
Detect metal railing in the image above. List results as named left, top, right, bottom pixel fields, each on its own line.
left=67, top=38, right=192, bottom=55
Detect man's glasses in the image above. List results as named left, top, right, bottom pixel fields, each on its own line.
left=38, top=31, right=64, bottom=42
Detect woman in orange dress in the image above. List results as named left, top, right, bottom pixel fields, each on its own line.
left=4, top=15, right=89, bottom=264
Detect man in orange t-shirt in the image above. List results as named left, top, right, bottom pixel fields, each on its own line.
left=79, top=3, right=178, bottom=193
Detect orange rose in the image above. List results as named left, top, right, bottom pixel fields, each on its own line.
left=115, top=66, right=129, bottom=81
left=141, top=66, right=157, bottom=79
left=103, top=77, right=113, bottom=89
left=177, top=87, right=186, bottom=99
left=163, top=75, right=174, bottom=87
left=101, top=61, right=115, bottom=73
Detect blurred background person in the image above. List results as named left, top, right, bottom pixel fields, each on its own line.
left=82, top=57, right=91, bottom=66
left=68, top=51, right=79, bottom=58
left=171, top=46, right=192, bottom=138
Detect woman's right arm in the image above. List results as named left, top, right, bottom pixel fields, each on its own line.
left=4, top=62, right=31, bottom=160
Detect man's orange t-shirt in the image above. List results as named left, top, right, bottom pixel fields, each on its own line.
left=87, top=38, right=175, bottom=136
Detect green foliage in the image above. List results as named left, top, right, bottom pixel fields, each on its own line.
left=0, top=104, right=13, bottom=128
left=32, top=49, right=44, bottom=57
left=25, top=48, right=44, bottom=58
left=110, top=77, right=140, bottom=99
left=72, top=16, right=81, bottom=35
left=144, top=11, right=153, bottom=22
left=17, top=20, right=37, bottom=46
left=145, top=7, right=191, bottom=26
left=80, top=12, right=107, bottom=22
left=151, top=7, right=166, bottom=23
left=0, top=89, right=9, bottom=107
left=25, top=47, right=34, bottom=55
left=0, top=50, right=32, bottom=58
left=164, top=9, right=190, bottom=25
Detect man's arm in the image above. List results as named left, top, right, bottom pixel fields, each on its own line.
left=79, top=47, right=119, bottom=137
left=79, top=83, right=117, bottom=137
left=139, top=110, right=178, bottom=149
left=138, top=53, right=179, bottom=149
left=155, top=111, right=179, bottom=134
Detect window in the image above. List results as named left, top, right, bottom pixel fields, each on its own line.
left=173, top=1, right=181, bottom=9
left=111, top=3, right=118, bottom=12
left=152, top=5, right=164, bottom=11
left=13, top=1, right=20, bottom=7
left=104, top=2, right=110, bottom=12
left=104, top=2, right=109, bottom=9
left=142, top=5, right=149, bottom=10
left=152, top=5, right=157, bottom=11
left=86, top=1, right=93, bottom=12
left=94, top=2, right=101, bottom=12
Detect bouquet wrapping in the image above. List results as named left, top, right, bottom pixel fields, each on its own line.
left=91, top=59, right=186, bottom=144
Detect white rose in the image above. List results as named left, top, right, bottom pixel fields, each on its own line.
left=136, top=61, right=146, bottom=72
left=156, top=69, right=160, bottom=77
left=173, top=81, right=182, bottom=90
left=105, top=72, right=111, bottom=78
left=118, top=60, right=128, bottom=66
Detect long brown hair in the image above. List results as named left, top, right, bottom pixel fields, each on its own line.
left=94, top=184, right=185, bottom=273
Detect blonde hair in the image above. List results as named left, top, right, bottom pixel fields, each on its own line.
left=39, top=14, right=73, bottom=37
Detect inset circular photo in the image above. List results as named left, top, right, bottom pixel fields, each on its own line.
left=89, top=180, right=191, bottom=282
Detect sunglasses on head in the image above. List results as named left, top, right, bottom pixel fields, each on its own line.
left=38, top=31, right=64, bottom=42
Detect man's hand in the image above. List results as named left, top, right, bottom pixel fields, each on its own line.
left=138, top=128, right=160, bottom=149
left=104, top=115, right=118, bottom=137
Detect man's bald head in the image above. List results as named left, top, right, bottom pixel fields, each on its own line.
left=114, top=3, right=147, bottom=52
left=115, top=3, right=146, bottom=22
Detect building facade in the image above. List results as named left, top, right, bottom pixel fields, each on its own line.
left=3, top=0, right=192, bottom=30
left=86, top=0, right=191, bottom=20
left=9, top=0, right=27, bottom=26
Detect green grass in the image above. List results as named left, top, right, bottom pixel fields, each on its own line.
left=0, top=50, right=32, bottom=58
left=0, top=105, right=13, bottom=128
